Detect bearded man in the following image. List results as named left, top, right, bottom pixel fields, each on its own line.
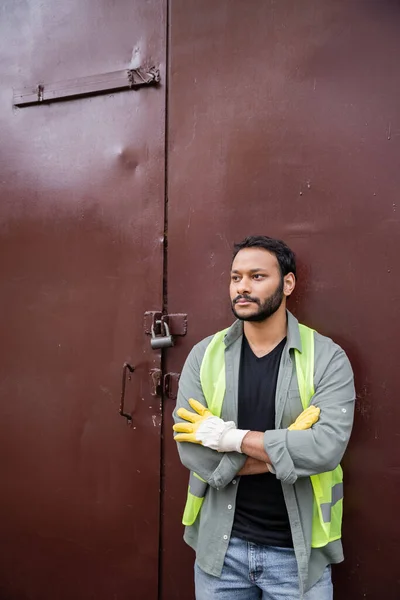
left=173, top=235, right=355, bottom=600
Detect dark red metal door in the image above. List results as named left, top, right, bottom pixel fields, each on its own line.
left=163, top=1, right=400, bottom=599
left=0, top=2, right=166, bottom=599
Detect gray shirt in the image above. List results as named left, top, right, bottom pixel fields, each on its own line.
left=173, top=311, right=355, bottom=596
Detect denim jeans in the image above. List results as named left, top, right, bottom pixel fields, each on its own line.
left=195, top=537, right=333, bottom=600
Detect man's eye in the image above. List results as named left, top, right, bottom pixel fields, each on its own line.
left=231, top=276, right=240, bottom=282
left=253, top=274, right=264, bottom=280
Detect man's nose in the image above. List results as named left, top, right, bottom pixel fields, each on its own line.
left=236, top=277, right=251, bottom=295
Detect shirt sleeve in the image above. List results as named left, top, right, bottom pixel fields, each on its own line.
left=173, top=341, right=246, bottom=489
left=263, top=346, right=355, bottom=484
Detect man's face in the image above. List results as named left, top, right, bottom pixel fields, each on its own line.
left=230, top=248, right=290, bottom=322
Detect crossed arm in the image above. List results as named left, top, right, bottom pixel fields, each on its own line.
left=173, top=341, right=355, bottom=487
left=238, top=454, right=270, bottom=475
left=239, top=435, right=271, bottom=473
left=174, top=398, right=318, bottom=475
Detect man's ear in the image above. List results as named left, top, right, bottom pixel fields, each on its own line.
left=283, top=273, right=296, bottom=297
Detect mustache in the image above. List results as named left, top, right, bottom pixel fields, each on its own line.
left=233, top=294, right=260, bottom=305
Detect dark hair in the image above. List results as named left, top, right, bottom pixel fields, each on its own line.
left=233, top=235, right=297, bottom=278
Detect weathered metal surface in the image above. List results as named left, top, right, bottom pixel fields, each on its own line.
left=13, top=67, right=160, bottom=107
left=163, top=1, right=400, bottom=599
left=150, top=368, right=162, bottom=397
left=0, top=1, right=166, bottom=599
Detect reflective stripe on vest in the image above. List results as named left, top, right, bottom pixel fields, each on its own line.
left=182, top=472, right=208, bottom=526
left=182, top=323, right=344, bottom=549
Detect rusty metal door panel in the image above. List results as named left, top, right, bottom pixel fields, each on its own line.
left=164, top=1, right=400, bottom=599
left=0, top=2, right=166, bottom=599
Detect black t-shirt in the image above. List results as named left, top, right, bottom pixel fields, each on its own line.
left=231, top=335, right=293, bottom=547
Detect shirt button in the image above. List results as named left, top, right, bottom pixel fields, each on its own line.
left=232, top=480, right=237, bottom=485
left=342, top=408, right=347, bottom=413
left=223, top=535, right=228, bottom=540
left=228, top=504, right=232, bottom=510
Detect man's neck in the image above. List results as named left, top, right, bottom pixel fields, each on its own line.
left=243, top=305, right=288, bottom=357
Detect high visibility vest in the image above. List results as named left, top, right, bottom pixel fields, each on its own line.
left=181, top=324, right=344, bottom=549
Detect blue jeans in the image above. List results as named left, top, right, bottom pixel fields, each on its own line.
left=195, top=537, right=333, bottom=600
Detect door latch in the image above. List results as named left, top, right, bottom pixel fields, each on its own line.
left=163, top=372, right=180, bottom=400
left=144, top=311, right=187, bottom=350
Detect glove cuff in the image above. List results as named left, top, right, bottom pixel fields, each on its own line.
left=219, top=428, right=250, bottom=453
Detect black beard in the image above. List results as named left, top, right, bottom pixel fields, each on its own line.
left=231, top=279, right=284, bottom=322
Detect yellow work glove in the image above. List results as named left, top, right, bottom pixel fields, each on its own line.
left=174, top=398, right=213, bottom=442
left=173, top=398, right=247, bottom=452
left=287, top=405, right=320, bottom=430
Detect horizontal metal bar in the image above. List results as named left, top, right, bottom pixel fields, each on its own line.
left=13, top=66, right=160, bottom=107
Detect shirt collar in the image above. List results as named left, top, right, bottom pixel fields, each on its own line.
left=224, top=310, right=302, bottom=352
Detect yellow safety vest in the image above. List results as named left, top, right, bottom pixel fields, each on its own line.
left=181, top=324, right=344, bottom=549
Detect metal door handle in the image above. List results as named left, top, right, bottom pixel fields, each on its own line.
left=119, top=362, right=135, bottom=423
